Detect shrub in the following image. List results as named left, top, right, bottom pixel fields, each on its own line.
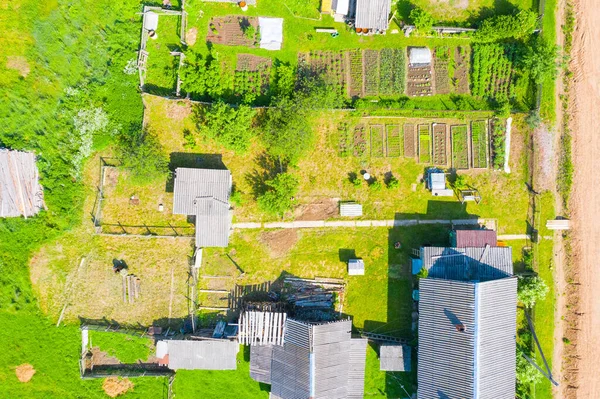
left=410, top=8, right=435, bottom=32
left=416, top=267, right=429, bottom=279
left=196, top=101, right=256, bottom=153
left=69, top=107, right=109, bottom=178
left=386, top=176, right=399, bottom=189
left=180, top=51, right=225, bottom=100
left=369, top=181, right=383, bottom=191
left=257, top=173, right=299, bottom=217
left=525, top=110, right=542, bottom=129
left=521, top=36, right=560, bottom=84
left=117, top=129, right=169, bottom=184
left=517, top=276, right=549, bottom=308
left=474, top=10, right=537, bottom=43
left=230, top=190, right=244, bottom=207
left=516, top=349, right=543, bottom=385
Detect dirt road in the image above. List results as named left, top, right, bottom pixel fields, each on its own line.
left=567, top=0, right=600, bottom=397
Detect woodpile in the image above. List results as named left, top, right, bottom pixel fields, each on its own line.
left=122, top=274, right=141, bottom=303
left=284, top=277, right=345, bottom=310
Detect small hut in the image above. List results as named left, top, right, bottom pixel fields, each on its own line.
left=348, top=259, right=365, bottom=275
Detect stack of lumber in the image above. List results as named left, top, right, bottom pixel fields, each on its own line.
left=122, top=274, right=141, bottom=303
left=284, top=277, right=345, bottom=310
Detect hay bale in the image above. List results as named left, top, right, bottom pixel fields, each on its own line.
left=102, top=377, right=134, bottom=397
left=15, top=364, right=36, bottom=382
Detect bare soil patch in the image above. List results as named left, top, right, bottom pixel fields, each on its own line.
left=165, top=100, right=192, bottom=121
left=15, top=364, right=35, bottom=382
left=236, top=54, right=272, bottom=71
left=186, top=27, right=198, bottom=46
left=91, top=347, right=120, bottom=366
left=260, top=229, right=298, bottom=258
left=533, top=123, right=555, bottom=192
left=407, top=65, right=433, bottom=96
left=295, top=198, right=339, bottom=221
left=206, top=16, right=257, bottom=47
left=102, top=377, right=134, bottom=398
left=6, top=56, right=30, bottom=77
left=454, top=47, right=470, bottom=94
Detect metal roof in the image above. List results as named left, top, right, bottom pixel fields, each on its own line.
left=194, top=197, right=232, bottom=247
left=420, top=246, right=513, bottom=281
left=348, top=259, right=365, bottom=275
left=250, top=344, right=274, bottom=384
left=172, top=168, right=231, bottom=215
left=269, top=319, right=367, bottom=399
left=453, top=229, right=498, bottom=247
left=163, top=340, right=238, bottom=370
left=418, top=277, right=517, bottom=399
left=355, top=0, right=391, bottom=31
left=0, top=149, right=44, bottom=218
left=340, top=203, right=363, bottom=217
left=430, top=172, right=446, bottom=191
left=379, top=344, right=411, bottom=372
left=409, top=47, right=432, bottom=66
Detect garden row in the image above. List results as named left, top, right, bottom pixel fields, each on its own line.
left=471, top=43, right=518, bottom=100
left=339, top=120, right=490, bottom=169
left=432, top=46, right=471, bottom=95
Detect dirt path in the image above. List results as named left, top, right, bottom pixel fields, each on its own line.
left=566, top=0, right=600, bottom=397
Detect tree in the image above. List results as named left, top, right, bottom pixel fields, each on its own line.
left=197, top=101, right=256, bottom=153
left=273, top=63, right=296, bottom=98
left=521, top=37, right=559, bottom=84
left=516, top=348, right=543, bottom=385
left=517, top=276, right=549, bottom=308
left=257, top=173, right=299, bottom=217
left=117, top=129, right=169, bottom=184
left=474, top=10, right=537, bottom=42
left=180, top=51, right=225, bottom=100
left=410, top=8, right=435, bottom=32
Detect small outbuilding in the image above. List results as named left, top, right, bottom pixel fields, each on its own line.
left=380, top=344, right=411, bottom=372
left=426, top=168, right=453, bottom=197
left=450, top=229, right=497, bottom=248
left=340, top=202, right=363, bottom=217
left=0, top=149, right=44, bottom=218
left=409, top=47, right=432, bottom=67
left=258, top=17, right=283, bottom=50
left=348, top=259, right=365, bottom=275
left=157, top=339, right=239, bottom=370
left=355, top=0, right=392, bottom=32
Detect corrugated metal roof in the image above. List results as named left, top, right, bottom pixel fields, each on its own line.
left=340, top=203, right=363, bottom=217
left=270, top=319, right=366, bottom=399
left=172, top=168, right=231, bottom=215
left=418, top=277, right=517, bottom=399
left=380, top=344, right=411, bottom=372
left=421, top=246, right=513, bottom=281
left=0, top=149, right=44, bottom=218
left=165, top=340, right=238, bottom=370
left=454, top=229, right=498, bottom=247
left=194, top=197, right=231, bottom=247
left=355, top=0, right=391, bottom=31
left=250, top=344, right=274, bottom=384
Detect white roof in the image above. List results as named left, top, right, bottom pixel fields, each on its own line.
left=336, top=0, right=349, bottom=15
left=144, top=11, right=159, bottom=31
left=430, top=172, right=446, bottom=190
left=259, top=18, right=283, bottom=50
left=348, top=259, right=365, bottom=275
left=409, top=47, right=432, bottom=65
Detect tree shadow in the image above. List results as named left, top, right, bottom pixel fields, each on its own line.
left=244, top=152, right=287, bottom=199
left=165, top=152, right=227, bottom=192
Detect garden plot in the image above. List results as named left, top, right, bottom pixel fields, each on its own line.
left=472, top=44, right=516, bottom=99
left=386, top=125, right=402, bottom=157
left=206, top=16, right=258, bottom=47
left=471, top=120, right=489, bottom=168
left=433, top=48, right=451, bottom=95
left=454, top=47, right=470, bottom=94
left=353, top=124, right=367, bottom=157
left=144, top=15, right=181, bottom=95
left=234, top=54, right=272, bottom=99
left=363, top=50, right=380, bottom=96
left=370, top=125, right=385, bottom=157
left=451, top=125, right=469, bottom=169
left=432, top=124, right=448, bottom=166
left=346, top=49, right=363, bottom=97
left=338, top=122, right=352, bottom=157
left=403, top=123, right=417, bottom=158
left=303, top=51, right=347, bottom=96
left=407, top=65, right=433, bottom=96
left=378, top=48, right=406, bottom=95
left=418, top=124, right=432, bottom=164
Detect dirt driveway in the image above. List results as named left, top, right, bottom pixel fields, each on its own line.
left=567, top=0, right=600, bottom=397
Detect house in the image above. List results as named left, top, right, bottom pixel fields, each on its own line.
left=250, top=318, right=368, bottom=399
left=156, top=339, right=238, bottom=370
left=0, top=149, right=44, bottom=218
left=416, top=244, right=517, bottom=399
left=450, top=228, right=498, bottom=247
left=354, top=0, right=392, bottom=33
left=173, top=168, right=232, bottom=247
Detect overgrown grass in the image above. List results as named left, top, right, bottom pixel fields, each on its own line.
left=407, top=0, right=537, bottom=24
left=90, top=331, right=153, bottom=364
left=539, top=0, right=558, bottom=123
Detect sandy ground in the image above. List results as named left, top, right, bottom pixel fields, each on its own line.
left=566, top=0, right=600, bottom=397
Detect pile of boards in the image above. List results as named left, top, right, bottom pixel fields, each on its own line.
left=122, top=274, right=141, bottom=303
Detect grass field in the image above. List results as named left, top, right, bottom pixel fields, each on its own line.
left=407, top=0, right=537, bottom=23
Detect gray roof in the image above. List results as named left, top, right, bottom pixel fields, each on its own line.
left=418, top=277, right=517, bottom=399
left=173, top=168, right=231, bottom=215
left=250, top=344, right=274, bottom=384
left=380, top=344, right=411, bottom=372
left=420, top=246, right=513, bottom=282
left=173, top=168, right=232, bottom=247
left=355, top=0, right=391, bottom=31
left=409, top=47, right=432, bottom=66
left=165, top=339, right=238, bottom=370
left=270, top=319, right=367, bottom=399
left=0, top=149, right=44, bottom=218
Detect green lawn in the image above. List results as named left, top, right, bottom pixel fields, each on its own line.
left=407, top=0, right=537, bottom=23
left=145, top=14, right=182, bottom=95
left=540, top=0, right=558, bottom=123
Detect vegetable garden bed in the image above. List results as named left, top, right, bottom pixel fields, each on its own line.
left=338, top=122, right=352, bottom=157
left=403, top=123, right=416, bottom=158
left=353, top=124, right=367, bottom=157
left=451, top=125, right=469, bottom=169
left=379, top=48, right=406, bottom=96
left=471, top=44, right=516, bottom=100
left=386, top=125, right=402, bottom=157
left=454, top=47, right=470, bottom=94
left=206, top=16, right=258, bottom=47
left=471, top=120, right=489, bottom=168
left=407, top=65, right=433, bottom=97
left=418, top=124, right=432, bottom=164
left=234, top=54, right=272, bottom=100
left=306, top=51, right=347, bottom=97
left=432, top=124, right=448, bottom=166
left=433, top=47, right=451, bottom=95
left=363, top=50, right=380, bottom=97
left=346, top=49, right=363, bottom=97
left=370, top=125, right=385, bottom=157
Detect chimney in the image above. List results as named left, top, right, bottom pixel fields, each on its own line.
left=455, top=323, right=466, bottom=332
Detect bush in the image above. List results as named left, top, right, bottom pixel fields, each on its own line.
left=196, top=101, right=256, bottom=153
left=521, top=36, right=559, bottom=84
left=410, top=8, right=435, bottom=32
left=525, top=110, right=542, bottom=129
left=516, top=349, right=543, bottom=385
left=369, top=181, right=383, bottom=191
left=474, top=10, right=537, bottom=43
left=517, top=276, right=549, bottom=308
left=257, top=173, right=299, bottom=217
left=416, top=267, right=429, bottom=279
left=117, top=129, right=169, bottom=184
left=386, top=175, right=399, bottom=189
left=180, top=51, right=225, bottom=100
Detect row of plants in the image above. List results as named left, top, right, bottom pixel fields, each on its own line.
left=370, top=125, right=385, bottom=157
left=471, top=43, right=516, bottom=100
left=471, top=120, right=489, bottom=168
left=451, top=125, right=469, bottom=169
left=418, top=124, right=432, bottom=164
left=386, top=125, right=403, bottom=157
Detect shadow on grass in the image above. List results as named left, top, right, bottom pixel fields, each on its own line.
left=165, top=152, right=228, bottom=192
